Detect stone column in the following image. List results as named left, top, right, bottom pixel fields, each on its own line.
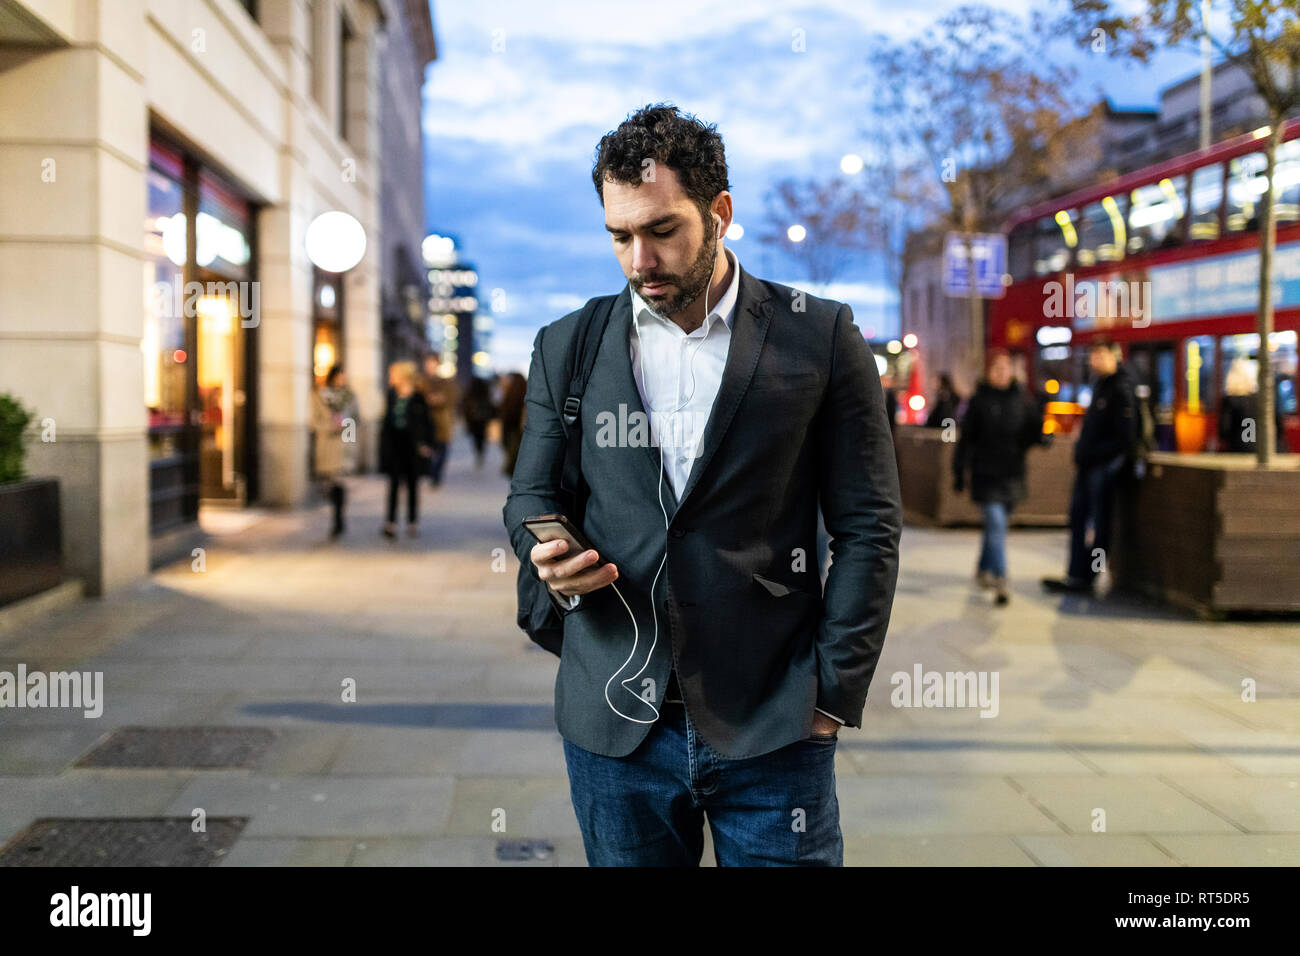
left=341, top=2, right=384, bottom=471
left=257, top=0, right=316, bottom=506
left=0, top=0, right=150, bottom=595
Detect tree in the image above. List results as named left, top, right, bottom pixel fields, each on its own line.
left=756, top=176, right=883, bottom=288
left=1063, top=0, right=1300, bottom=465
left=868, top=5, right=1098, bottom=370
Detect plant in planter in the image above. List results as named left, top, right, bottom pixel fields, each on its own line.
left=0, top=392, right=61, bottom=607
left=0, top=392, right=34, bottom=484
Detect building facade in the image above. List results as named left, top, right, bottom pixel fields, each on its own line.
left=0, top=0, right=436, bottom=594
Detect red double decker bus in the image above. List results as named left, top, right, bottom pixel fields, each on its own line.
left=990, top=120, right=1300, bottom=453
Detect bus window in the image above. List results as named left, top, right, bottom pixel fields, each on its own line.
left=1227, top=152, right=1267, bottom=232
left=1273, top=138, right=1300, bottom=225
left=1008, top=220, right=1035, bottom=281
left=1128, top=177, right=1186, bottom=254
left=1188, top=163, right=1223, bottom=241
left=1076, top=197, right=1125, bottom=267
left=1034, top=210, right=1075, bottom=276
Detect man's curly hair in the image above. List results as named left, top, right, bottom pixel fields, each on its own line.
left=591, top=103, right=731, bottom=223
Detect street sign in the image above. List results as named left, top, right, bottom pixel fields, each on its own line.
left=944, top=232, right=1007, bottom=299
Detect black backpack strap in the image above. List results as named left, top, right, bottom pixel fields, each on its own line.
left=558, top=293, right=618, bottom=515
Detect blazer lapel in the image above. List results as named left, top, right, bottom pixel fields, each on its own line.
left=673, top=264, right=773, bottom=513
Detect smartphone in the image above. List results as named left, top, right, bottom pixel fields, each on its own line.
left=522, top=513, right=604, bottom=563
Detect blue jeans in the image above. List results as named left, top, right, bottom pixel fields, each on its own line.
left=978, top=501, right=1010, bottom=579
left=562, top=704, right=843, bottom=866
left=1066, top=454, right=1127, bottom=583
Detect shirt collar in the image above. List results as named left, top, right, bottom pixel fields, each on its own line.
left=630, top=246, right=741, bottom=333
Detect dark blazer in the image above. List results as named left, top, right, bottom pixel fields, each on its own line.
left=503, top=264, right=902, bottom=759
left=379, top=387, right=432, bottom=474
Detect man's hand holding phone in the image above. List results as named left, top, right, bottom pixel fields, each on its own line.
left=530, top=538, right=619, bottom=598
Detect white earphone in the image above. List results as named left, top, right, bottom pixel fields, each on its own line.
left=603, top=214, right=724, bottom=724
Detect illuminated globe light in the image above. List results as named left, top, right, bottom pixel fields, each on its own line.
left=886, top=339, right=902, bottom=355
left=786, top=224, right=806, bottom=243
left=902, top=333, right=918, bottom=349
left=306, top=211, right=367, bottom=273
left=726, top=223, right=744, bottom=241
left=908, top=394, right=926, bottom=412
left=840, top=153, right=864, bottom=175
left=1045, top=379, right=1060, bottom=395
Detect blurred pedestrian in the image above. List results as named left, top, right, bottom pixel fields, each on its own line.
left=462, top=376, right=495, bottom=470
left=421, top=352, right=461, bottom=486
left=1218, top=356, right=1288, bottom=454
left=379, top=361, right=432, bottom=539
left=1042, top=340, right=1137, bottom=595
left=953, top=350, right=1047, bottom=606
left=925, top=372, right=961, bottom=429
left=310, top=364, right=359, bottom=539
left=499, top=371, right=527, bottom=477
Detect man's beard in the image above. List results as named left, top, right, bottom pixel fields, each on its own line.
left=633, top=228, right=718, bottom=319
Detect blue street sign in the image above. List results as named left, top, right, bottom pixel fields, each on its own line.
left=944, top=232, right=1007, bottom=299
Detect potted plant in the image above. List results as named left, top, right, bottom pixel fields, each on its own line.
left=0, top=392, right=62, bottom=606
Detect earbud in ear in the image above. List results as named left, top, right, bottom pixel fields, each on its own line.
left=714, top=215, right=723, bottom=240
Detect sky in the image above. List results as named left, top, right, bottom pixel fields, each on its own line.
left=421, top=1, right=1204, bottom=373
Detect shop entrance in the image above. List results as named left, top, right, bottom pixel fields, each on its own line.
left=196, top=277, right=249, bottom=502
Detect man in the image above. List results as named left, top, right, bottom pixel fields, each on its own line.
left=420, top=352, right=460, bottom=486
left=503, top=104, right=901, bottom=866
left=1042, top=339, right=1137, bottom=595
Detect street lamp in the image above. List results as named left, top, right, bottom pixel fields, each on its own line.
left=787, top=224, right=806, bottom=243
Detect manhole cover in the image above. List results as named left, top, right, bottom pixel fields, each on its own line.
left=0, top=818, right=248, bottom=866
left=75, top=727, right=277, bottom=769
left=496, top=839, right=554, bottom=862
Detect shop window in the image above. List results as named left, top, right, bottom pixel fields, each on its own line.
left=143, top=165, right=187, bottom=462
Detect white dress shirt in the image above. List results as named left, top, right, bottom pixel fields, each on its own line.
left=557, top=247, right=842, bottom=725
left=629, top=245, right=740, bottom=501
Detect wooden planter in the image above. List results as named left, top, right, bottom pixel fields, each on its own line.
left=1111, top=453, right=1300, bottom=615
left=0, top=477, right=62, bottom=607
left=894, top=424, right=1074, bottom=526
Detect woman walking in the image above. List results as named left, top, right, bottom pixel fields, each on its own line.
left=310, top=365, right=359, bottom=539
left=953, top=349, right=1047, bottom=606
left=379, top=361, right=432, bottom=538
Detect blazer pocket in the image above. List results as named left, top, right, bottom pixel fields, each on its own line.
left=752, top=571, right=818, bottom=599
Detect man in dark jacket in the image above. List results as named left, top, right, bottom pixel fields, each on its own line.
left=1042, top=340, right=1137, bottom=594
left=504, top=104, right=901, bottom=866
left=954, top=350, right=1046, bottom=605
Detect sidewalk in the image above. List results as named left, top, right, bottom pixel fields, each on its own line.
left=1, top=433, right=1297, bottom=866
